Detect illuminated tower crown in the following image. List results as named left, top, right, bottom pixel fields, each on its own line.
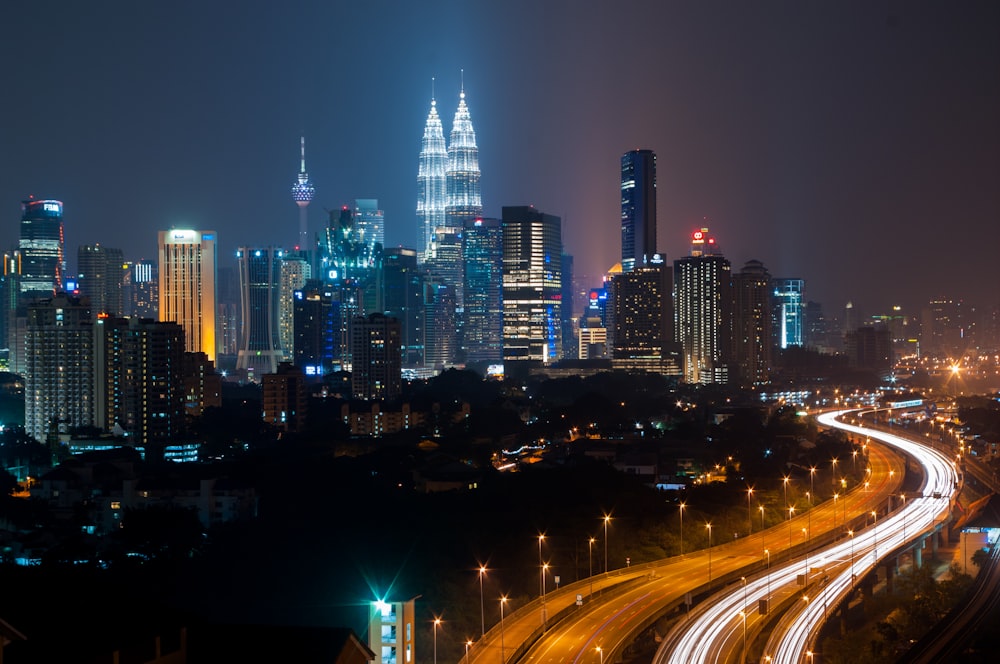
left=445, top=73, right=482, bottom=226
left=291, top=136, right=315, bottom=249
left=417, top=82, right=448, bottom=262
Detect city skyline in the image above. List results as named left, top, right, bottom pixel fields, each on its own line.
left=1, top=1, right=998, bottom=316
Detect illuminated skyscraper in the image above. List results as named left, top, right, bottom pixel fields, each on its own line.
left=290, top=136, right=315, bottom=250
left=25, top=294, right=93, bottom=443
left=19, top=198, right=65, bottom=298
left=502, top=206, right=562, bottom=363
left=674, top=228, right=731, bottom=384
left=732, top=260, right=773, bottom=386
left=620, top=150, right=657, bottom=273
left=77, top=244, right=125, bottom=316
left=351, top=313, right=402, bottom=401
left=124, top=259, right=158, bottom=319
left=236, top=247, right=284, bottom=379
left=354, top=199, right=385, bottom=250
left=772, top=277, right=804, bottom=349
left=445, top=82, right=482, bottom=227
left=94, top=316, right=185, bottom=446
left=383, top=248, right=425, bottom=368
left=158, top=229, right=218, bottom=361
left=278, top=253, right=310, bottom=361
left=610, top=260, right=676, bottom=373
left=462, top=217, right=503, bottom=364
left=417, top=90, right=448, bottom=261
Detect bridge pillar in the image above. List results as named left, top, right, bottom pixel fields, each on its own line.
left=915, top=537, right=924, bottom=568
left=931, top=529, right=939, bottom=559
left=885, top=562, right=894, bottom=594
left=862, top=574, right=874, bottom=601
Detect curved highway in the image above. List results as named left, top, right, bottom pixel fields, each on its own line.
left=653, top=410, right=959, bottom=664
left=465, top=418, right=905, bottom=664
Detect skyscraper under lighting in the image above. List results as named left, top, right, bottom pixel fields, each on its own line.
left=236, top=247, right=285, bottom=379
left=158, top=229, right=218, bottom=361
left=19, top=198, right=65, bottom=298
left=417, top=89, right=448, bottom=262
left=674, top=228, right=731, bottom=385
left=620, top=150, right=657, bottom=273
left=502, top=206, right=563, bottom=363
left=445, top=82, right=482, bottom=227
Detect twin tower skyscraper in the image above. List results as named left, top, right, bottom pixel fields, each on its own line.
left=416, top=79, right=482, bottom=262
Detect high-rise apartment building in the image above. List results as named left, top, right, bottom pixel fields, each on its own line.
left=422, top=278, right=456, bottom=371
left=772, top=278, right=805, bottom=349
left=293, top=280, right=338, bottom=375
left=501, top=206, right=563, bottom=363
left=158, top=229, right=218, bottom=361
left=236, top=248, right=284, bottom=379
left=77, top=244, right=125, bottom=316
left=462, top=218, right=503, bottom=364
left=278, top=253, right=310, bottom=361
left=620, top=150, right=657, bottom=273
left=610, top=260, right=675, bottom=371
left=19, top=198, right=65, bottom=298
left=1, top=251, right=22, bottom=356
left=94, top=316, right=185, bottom=446
left=674, top=229, right=732, bottom=384
left=351, top=313, right=402, bottom=401
left=262, top=362, right=307, bottom=432
left=24, top=294, right=94, bottom=443
left=124, top=259, right=158, bottom=319
left=731, top=260, right=773, bottom=386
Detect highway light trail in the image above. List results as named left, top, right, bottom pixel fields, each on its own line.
left=657, top=410, right=959, bottom=664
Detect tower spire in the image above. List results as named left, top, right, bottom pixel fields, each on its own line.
left=291, top=135, right=316, bottom=250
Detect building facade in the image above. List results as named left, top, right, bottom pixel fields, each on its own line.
left=77, top=244, right=125, bottom=316
left=732, top=260, right=773, bottom=386
left=25, top=294, right=93, bottom=443
left=674, top=229, right=732, bottom=384
left=772, top=277, right=805, bottom=349
left=158, top=229, right=218, bottom=361
left=236, top=247, right=285, bottom=379
left=501, top=206, right=563, bottom=363
left=351, top=313, right=402, bottom=401
left=94, top=316, right=186, bottom=446
left=462, top=217, right=503, bottom=364
left=19, top=198, right=65, bottom=298
left=620, top=149, right=657, bottom=274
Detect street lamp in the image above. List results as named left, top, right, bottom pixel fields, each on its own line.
left=787, top=506, right=795, bottom=548
left=706, top=523, right=713, bottom=582
left=809, top=466, right=816, bottom=500
left=478, top=565, right=488, bottom=636
left=588, top=537, right=595, bottom=597
left=833, top=493, right=840, bottom=528
left=541, top=563, right=549, bottom=629
left=595, top=646, right=603, bottom=664
left=848, top=530, right=855, bottom=588
left=764, top=549, right=771, bottom=603
left=466, top=640, right=472, bottom=661
left=433, top=617, right=442, bottom=664
left=678, top=503, right=686, bottom=556
left=603, top=514, right=612, bottom=573
left=852, top=448, right=858, bottom=473
left=537, top=534, right=545, bottom=596
left=782, top=475, right=790, bottom=507
left=831, top=457, right=839, bottom=488
left=759, top=505, right=766, bottom=557
left=872, top=510, right=878, bottom=558
left=500, top=596, right=508, bottom=664
left=746, top=487, right=754, bottom=536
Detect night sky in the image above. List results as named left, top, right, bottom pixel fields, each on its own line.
left=2, top=1, right=997, bottom=317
